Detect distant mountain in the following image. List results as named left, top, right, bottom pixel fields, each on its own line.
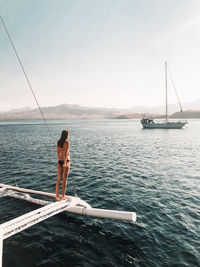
left=0, top=101, right=200, bottom=120
left=0, top=104, right=121, bottom=120
left=0, top=106, right=33, bottom=114
left=170, top=110, right=200, bottom=119
left=126, top=99, right=200, bottom=114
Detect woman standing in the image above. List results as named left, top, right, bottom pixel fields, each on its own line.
left=56, top=130, right=70, bottom=201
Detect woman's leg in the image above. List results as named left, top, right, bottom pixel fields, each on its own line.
left=62, top=163, right=70, bottom=199
left=56, top=164, right=63, bottom=201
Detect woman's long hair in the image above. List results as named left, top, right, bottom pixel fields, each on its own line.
left=57, top=130, right=69, bottom=148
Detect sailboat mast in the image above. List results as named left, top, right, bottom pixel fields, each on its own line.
left=165, top=61, right=168, bottom=122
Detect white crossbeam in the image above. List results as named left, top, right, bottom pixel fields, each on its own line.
left=1, top=198, right=78, bottom=240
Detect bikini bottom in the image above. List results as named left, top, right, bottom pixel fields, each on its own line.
left=58, top=160, right=64, bottom=166
left=58, top=160, right=70, bottom=166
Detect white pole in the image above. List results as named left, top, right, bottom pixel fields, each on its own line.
left=67, top=207, right=137, bottom=222
left=0, top=226, right=3, bottom=267
left=0, top=183, right=56, bottom=198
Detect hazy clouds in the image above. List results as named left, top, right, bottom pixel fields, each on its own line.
left=0, top=0, right=200, bottom=111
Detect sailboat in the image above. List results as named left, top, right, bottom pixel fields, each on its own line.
left=141, top=62, right=188, bottom=129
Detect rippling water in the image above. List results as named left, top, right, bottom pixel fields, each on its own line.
left=0, top=119, right=200, bottom=266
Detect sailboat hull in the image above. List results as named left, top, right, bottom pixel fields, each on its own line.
left=141, top=122, right=187, bottom=129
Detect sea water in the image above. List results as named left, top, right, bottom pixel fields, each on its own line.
left=0, top=119, right=199, bottom=266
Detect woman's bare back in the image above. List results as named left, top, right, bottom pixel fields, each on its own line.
left=57, top=141, right=70, bottom=162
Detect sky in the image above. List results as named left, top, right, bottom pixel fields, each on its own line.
left=0, top=0, right=200, bottom=111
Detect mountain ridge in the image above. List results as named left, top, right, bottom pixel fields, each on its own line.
left=0, top=100, right=200, bottom=120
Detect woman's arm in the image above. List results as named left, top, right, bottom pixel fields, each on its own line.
left=64, top=141, right=70, bottom=166
left=57, top=146, right=60, bottom=159
left=66, top=141, right=70, bottom=158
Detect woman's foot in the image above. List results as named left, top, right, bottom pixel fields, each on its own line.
left=62, top=195, right=67, bottom=200
left=56, top=195, right=61, bottom=201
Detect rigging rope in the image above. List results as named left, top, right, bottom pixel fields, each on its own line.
left=0, top=16, right=76, bottom=195
left=0, top=16, right=55, bottom=146
left=167, top=64, right=183, bottom=113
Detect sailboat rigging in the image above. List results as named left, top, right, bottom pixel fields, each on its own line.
left=141, top=62, right=188, bottom=129
left=0, top=15, right=55, bottom=145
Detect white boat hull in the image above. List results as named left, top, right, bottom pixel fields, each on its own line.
left=141, top=121, right=187, bottom=129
